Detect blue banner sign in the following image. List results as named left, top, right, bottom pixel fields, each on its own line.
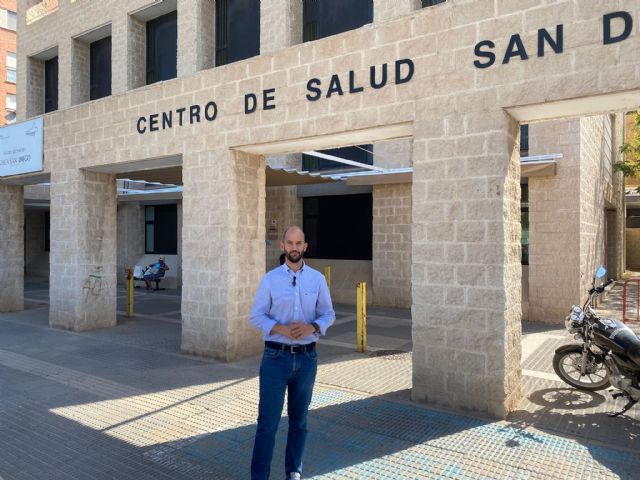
left=0, top=117, right=44, bottom=177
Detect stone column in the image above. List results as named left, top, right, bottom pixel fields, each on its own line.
left=181, top=149, right=265, bottom=361
left=177, top=0, right=215, bottom=76
left=116, top=202, right=144, bottom=285
left=56, top=37, right=72, bottom=110
left=49, top=169, right=117, bottom=331
left=260, top=0, right=302, bottom=54
left=112, top=13, right=145, bottom=94
left=70, top=39, right=90, bottom=106
left=0, top=185, right=24, bottom=312
left=374, top=0, right=420, bottom=23
left=411, top=104, right=522, bottom=418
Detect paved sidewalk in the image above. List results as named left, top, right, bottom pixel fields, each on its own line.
left=0, top=282, right=637, bottom=479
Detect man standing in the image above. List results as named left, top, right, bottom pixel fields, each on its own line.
left=250, top=226, right=335, bottom=480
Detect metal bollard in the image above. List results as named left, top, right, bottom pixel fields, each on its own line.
left=126, top=267, right=134, bottom=317
left=357, top=282, right=366, bottom=353
left=324, top=266, right=331, bottom=290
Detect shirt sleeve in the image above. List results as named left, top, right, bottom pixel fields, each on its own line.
left=314, top=275, right=335, bottom=336
left=250, top=275, right=277, bottom=337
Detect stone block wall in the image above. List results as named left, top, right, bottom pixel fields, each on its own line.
left=0, top=185, right=24, bottom=312
left=372, top=183, right=411, bottom=308
left=527, top=119, right=581, bottom=323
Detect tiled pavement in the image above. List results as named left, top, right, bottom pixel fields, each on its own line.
left=0, top=281, right=638, bottom=479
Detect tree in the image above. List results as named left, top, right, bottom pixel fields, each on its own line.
left=615, top=111, right=640, bottom=178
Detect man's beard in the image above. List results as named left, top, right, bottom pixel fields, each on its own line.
left=286, top=250, right=303, bottom=263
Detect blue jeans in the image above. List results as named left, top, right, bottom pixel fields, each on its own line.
left=251, top=345, right=318, bottom=480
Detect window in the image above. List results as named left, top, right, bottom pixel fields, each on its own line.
left=6, top=52, right=16, bottom=83
left=5, top=93, right=16, bottom=124
left=302, top=145, right=373, bottom=171
left=5, top=94, right=15, bottom=110
left=145, top=205, right=178, bottom=255
left=45, top=56, right=58, bottom=113
left=422, top=0, right=446, bottom=7
left=521, top=184, right=529, bottom=265
left=215, top=0, right=260, bottom=66
left=0, top=9, right=17, bottom=31
left=303, top=0, right=373, bottom=42
left=90, top=37, right=111, bottom=100
left=520, top=124, right=529, bottom=155
left=146, top=11, right=177, bottom=85
left=303, top=194, right=372, bottom=260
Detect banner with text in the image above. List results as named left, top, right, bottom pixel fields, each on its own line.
left=0, top=117, right=44, bottom=177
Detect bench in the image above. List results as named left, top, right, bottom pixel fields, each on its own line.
left=131, top=255, right=179, bottom=290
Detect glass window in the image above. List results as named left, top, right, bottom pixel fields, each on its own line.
left=303, top=194, right=372, bottom=260
left=90, top=36, right=112, bottom=100
left=6, top=52, right=15, bottom=83
left=45, top=56, right=58, bottom=113
left=520, top=124, right=529, bottom=155
left=5, top=94, right=15, bottom=110
left=422, top=0, right=446, bottom=8
left=146, top=11, right=177, bottom=85
left=7, top=10, right=16, bottom=30
left=303, top=0, right=373, bottom=42
left=5, top=109, right=15, bottom=124
left=145, top=205, right=178, bottom=255
left=521, top=184, right=529, bottom=265
left=302, top=145, right=373, bottom=171
left=215, top=0, right=260, bottom=66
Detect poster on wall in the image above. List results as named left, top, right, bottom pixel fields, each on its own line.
left=0, top=117, right=44, bottom=177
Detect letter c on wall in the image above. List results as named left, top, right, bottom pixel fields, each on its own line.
left=136, top=117, right=147, bottom=134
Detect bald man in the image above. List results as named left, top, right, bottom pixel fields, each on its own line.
left=250, top=226, right=335, bottom=480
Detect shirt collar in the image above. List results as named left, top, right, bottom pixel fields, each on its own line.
left=282, top=260, right=305, bottom=275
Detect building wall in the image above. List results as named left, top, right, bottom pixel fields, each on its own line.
left=527, top=119, right=582, bottom=323
left=527, top=115, right=624, bottom=324
left=0, top=0, right=16, bottom=126
left=9, top=0, right=640, bottom=416
left=626, top=229, right=640, bottom=270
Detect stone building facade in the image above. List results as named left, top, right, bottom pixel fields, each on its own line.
left=1, top=0, right=637, bottom=417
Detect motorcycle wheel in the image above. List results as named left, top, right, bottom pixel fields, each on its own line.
left=552, top=346, right=610, bottom=391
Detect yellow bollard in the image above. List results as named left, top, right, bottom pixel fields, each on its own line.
left=324, top=266, right=331, bottom=290
left=126, top=267, right=134, bottom=317
left=357, top=282, right=366, bottom=353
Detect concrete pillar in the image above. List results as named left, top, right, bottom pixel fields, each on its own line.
left=49, top=169, right=117, bottom=330
left=177, top=0, right=215, bottom=76
left=70, top=39, right=90, bottom=106
left=181, top=149, right=265, bottom=361
left=0, top=185, right=24, bottom=312
left=260, top=0, right=302, bottom=54
left=116, top=202, right=144, bottom=285
left=112, top=13, right=145, bottom=94
left=411, top=102, right=522, bottom=418
left=24, top=57, right=44, bottom=120
left=57, top=37, right=72, bottom=110
left=374, top=0, right=420, bottom=23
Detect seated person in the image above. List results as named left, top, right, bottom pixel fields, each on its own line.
left=143, top=256, right=170, bottom=290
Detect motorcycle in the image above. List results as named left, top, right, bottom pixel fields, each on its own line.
left=552, top=266, right=640, bottom=417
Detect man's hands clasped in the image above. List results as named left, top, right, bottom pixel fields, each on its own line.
left=271, top=322, right=315, bottom=340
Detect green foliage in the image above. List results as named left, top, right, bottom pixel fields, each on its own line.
left=614, top=111, right=640, bottom=177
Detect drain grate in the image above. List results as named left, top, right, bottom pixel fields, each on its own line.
left=368, top=349, right=408, bottom=359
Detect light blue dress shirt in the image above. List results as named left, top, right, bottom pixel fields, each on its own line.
left=250, top=262, right=335, bottom=345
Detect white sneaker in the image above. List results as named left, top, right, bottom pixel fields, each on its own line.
left=287, top=473, right=301, bottom=480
